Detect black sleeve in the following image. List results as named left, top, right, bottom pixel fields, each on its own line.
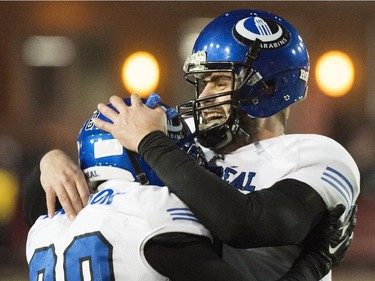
left=23, top=158, right=61, bottom=227
left=145, top=233, right=249, bottom=281
left=139, top=131, right=326, bottom=248
left=277, top=256, right=322, bottom=281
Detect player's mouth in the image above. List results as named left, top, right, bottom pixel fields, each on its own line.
left=199, top=108, right=227, bottom=130
left=203, top=111, right=226, bottom=123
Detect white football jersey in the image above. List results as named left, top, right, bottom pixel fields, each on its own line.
left=205, top=133, right=360, bottom=281
left=26, top=180, right=211, bottom=281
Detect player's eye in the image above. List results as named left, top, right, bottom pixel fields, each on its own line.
left=214, top=76, right=231, bottom=89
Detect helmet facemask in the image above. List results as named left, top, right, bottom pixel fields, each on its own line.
left=179, top=41, right=267, bottom=150
left=180, top=65, right=238, bottom=150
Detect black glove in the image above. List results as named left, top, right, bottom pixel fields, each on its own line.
left=278, top=204, right=357, bottom=281
left=305, top=204, right=357, bottom=269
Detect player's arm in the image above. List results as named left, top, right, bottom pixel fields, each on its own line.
left=145, top=233, right=249, bottom=281
left=140, top=132, right=358, bottom=280
left=278, top=204, right=357, bottom=281
left=145, top=207, right=356, bottom=281
left=23, top=159, right=51, bottom=226
left=139, top=131, right=326, bottom=248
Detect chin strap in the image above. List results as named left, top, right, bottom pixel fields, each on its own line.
left=126, top=149, right=149, bottom=185
left=230, top=109, right=250, bottom=139
left=234, top=126, right=251, bottom=143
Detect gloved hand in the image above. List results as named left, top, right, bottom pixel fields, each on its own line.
left=306, top=204, right=357, bottom=270
left=278, top=204, right=357, bottom=281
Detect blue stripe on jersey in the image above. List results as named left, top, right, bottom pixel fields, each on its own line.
left=322, top=172, right=352, bottom=202
left=167, top=208, right=191, bottom=212
left=321, top=177, right=350, bottom=207
left=169, top=213, right=196, bottom=217
left=321, top=166, right=353, bottom=206
left=326, top=166, right=354, bottom=197
left=167, top=208, right=199, bottom=222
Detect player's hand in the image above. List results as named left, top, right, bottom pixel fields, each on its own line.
left=94, top=94, right=167, bottom=152
left=318, top=204, right=357, bottom=267
left=304, top=204, right=357, bottom=278
left=278, top=204, right=357, bottom=281
left=40, top=149, right=89, bottom=220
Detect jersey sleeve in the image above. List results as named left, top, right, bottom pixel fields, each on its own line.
left=286, top=135, right=360, bottom=219
left=144, top=233, right=250, bottom=281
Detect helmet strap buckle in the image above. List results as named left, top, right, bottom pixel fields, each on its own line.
left=126, top=149, right=149, bottom=185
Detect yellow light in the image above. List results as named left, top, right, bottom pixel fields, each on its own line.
left=0, top=169, right=19, bottom=225
left=315, top=50, right=354, bottom=97
left=121, top=51, right=160, bottom=97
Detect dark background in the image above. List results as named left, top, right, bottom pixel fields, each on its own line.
left=0, top=2, right=374, bottom=280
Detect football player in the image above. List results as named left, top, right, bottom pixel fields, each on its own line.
left=26, top=100, right=250, bottom=281
left=93, top=10, right=360, bottom=281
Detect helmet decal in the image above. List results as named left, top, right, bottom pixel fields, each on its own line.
left=94, top=139, right=123, bottom=159
left=233, top=16, right=290, bottom=49
left=85, top=110, right=100, bottom=131
left=299, top=69, right=309, bottom=82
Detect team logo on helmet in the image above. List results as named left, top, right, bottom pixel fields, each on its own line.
left=85, top=110, right=100, bottom=130
left=233, top=16, right=290, bottom=49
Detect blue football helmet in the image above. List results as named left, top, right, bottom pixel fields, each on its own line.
left=179, top=9, right=310, bottom=149
left=77, top=97, right=196, bottom=186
